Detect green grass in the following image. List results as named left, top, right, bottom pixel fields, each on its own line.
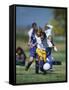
left=16, top=62, right=66, bottom=84
left=16, top=33, right=66, bottom=84
left=16, top=47, right=66, bottom=84
left=16, top=31, right=28, bottom=43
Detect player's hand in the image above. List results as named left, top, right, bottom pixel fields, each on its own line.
left=54, top=46, right=58, bottom=52
left=30, top=44, right=34, bottom=48
left=28, top=42, right=33, bottom=48
left=42, top=48, right=45, bottom=50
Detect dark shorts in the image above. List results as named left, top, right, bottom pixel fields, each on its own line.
left=46, top=47, right=52, bottom=57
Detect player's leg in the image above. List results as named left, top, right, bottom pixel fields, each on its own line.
left=26, top=46, right=37, bottom=71
left=35, top=58, right=39, bottom=74
left=39, top=60, right=46, bottom=74
left=35, top=48, right=42, bottom=73
left=25, top=56, right=34, bottom=71
left=36, top=48, right=46, bottom=74
left=25, top=48, right=34, bottom=71
left=39, top=60, right=44, bottom=71
left=47, top=55, right=52, bottom=69
left=46, top=48, right=52, bottom=69
left=39, top=50, right=46, bottom=71
left=33, top=47, right=39, bottom=73
left=42, top=50, right=46, bottom=62
left=39, top=50, right=45, bottom=72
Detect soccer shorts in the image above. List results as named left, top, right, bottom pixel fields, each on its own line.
left=30, top=47, right=37, bottom=58
left=36, top=48, right=46, bottom=62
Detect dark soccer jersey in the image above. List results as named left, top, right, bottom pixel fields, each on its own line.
left=41, top=32, right=48, bottom=49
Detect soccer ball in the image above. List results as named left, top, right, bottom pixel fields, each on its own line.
left=43, top=63, right=50, bottom=70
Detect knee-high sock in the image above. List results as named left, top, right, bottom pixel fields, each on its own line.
left=26, top=61, right=33, bottom=70
left=40, top=60, right=44, bottom=72
left=35, top=61, right=39, bottom=73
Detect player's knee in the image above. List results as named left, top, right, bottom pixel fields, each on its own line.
left=30, top=57, right=34, bottom=62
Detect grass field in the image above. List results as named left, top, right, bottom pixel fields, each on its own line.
left=16, top=63, right=66, bottom=84
left=16, top=32, right=66, bottom=84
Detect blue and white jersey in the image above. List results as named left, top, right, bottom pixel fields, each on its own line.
left=28, top=28, right=37, bottom=58
left=31, top=31, right=36, bottom=44
left=28, top=28, right=36, bottom=44
left=44, top=25, right=53, bottom=47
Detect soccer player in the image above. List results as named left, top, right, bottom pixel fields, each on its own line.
left=25, top=22, right=39, bottom=73
left=35, top=27, right=55, bottom=73
left=35, top=27, right=47, bottom=73
left=44, top=24, right=58, bottom=69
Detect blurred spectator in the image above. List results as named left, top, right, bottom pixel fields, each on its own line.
left=16, top=47, right=26, bottom=66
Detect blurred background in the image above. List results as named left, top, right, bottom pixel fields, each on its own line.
left=16, top=6, right=66, bottom=59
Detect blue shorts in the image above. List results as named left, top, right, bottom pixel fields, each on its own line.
left=30, top=47, right=37, bottom=58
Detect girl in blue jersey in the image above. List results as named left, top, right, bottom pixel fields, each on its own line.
left=25, top=23, right=39, bottom=73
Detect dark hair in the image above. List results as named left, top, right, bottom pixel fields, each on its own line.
left=16, top=47, right=24, bottom=55
left=16, top=47, right=26, bottom=60
left=45, top=25, right=50, bottom=30
left=32, top=22, right=37, bottom=27
left=43, top=31, right=46, bottom=38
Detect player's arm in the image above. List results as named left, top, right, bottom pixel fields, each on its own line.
left=28, top=29, right=32, bottom=46
left=28, top=36, right=31, bottom=45
left=47, top=35, right=58, bottom=51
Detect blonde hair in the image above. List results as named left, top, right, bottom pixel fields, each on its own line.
left=36, top=27, right=43, bottom=37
